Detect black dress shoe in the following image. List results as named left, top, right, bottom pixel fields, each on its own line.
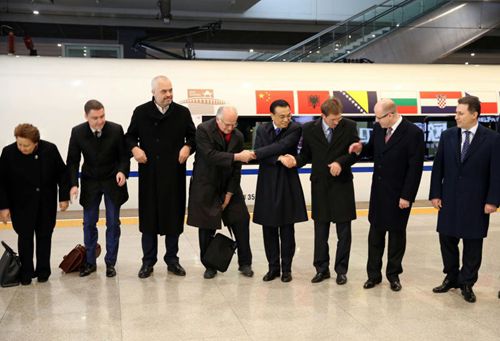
left=263, top=270, right=280, bottom=282
left=106, top=265, right=117, bottom=278
left=167, top=262, right=186, bottom=276
left=336, top=274, right=347, bottom=285
left=363, top=278, right=382, bottom=289
left=461, top=284, right=476, bottom=303
left=21, top=278, right=32, bottom=286
left=204, top=268, right=217, bottom=279
left=390, top=280, right=402, bottom=292
left=311, top=271, right=331, bottom=283
left=239, top=265, right=254, bottom=277
left=138, top=264, right=154, bottom=279
left=79, top=263, right=97, bottom=277
left=37, top=276, right=49, bottom=283
left=498, top=290, right=500, bottom=299
left=281, top=272, right=292, bottom=283
left=432, top=278, right=458, bottom=293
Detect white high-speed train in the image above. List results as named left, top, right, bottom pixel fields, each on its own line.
left=1, top=56, right=499, bottom=210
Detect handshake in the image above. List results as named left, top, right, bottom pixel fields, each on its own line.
left=234, top=150, right=256, bottom=163
left=278, top=154, right=297, bottom=168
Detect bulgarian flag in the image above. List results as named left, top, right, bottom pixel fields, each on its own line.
left=255, top=90, right=295, bottom=114
left=465, top=92, right=498, bottom=114
left=379, top=92, right=418, bottom=114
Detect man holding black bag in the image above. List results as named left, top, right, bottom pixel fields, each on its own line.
left=187, top=106, right=254, bottom=279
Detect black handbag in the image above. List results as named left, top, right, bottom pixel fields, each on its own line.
left=0, top=241, right=21, bottom=287
left=202, top=228, right=237, bottom=272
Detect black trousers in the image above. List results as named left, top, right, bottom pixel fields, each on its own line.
left=313, top=220, right=351, bottom=274
left=439, top=233, right=483, bottom=286
left=262, top=224, right=295, bottom=273
left=141, top=232, right=180, bottom=266
left=366, top=226, right=406, bottom=282
left=199, top=216, right=252, bottom=269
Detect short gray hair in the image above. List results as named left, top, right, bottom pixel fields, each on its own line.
left=216, top=106, right=238, bottom=118
left=151, top=75, right=170, bottom=91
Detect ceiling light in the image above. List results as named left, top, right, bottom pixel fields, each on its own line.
left=57, top=43, right=62, bottom=47
left=465, top=62, right=469, bottom=65
left=372, top=34, right=376, bottom=37
left=249, top=49, right=254, bottom=53
left=470, top=53, right=475, bottom=57
left=33, top=10, right=40, bottom=15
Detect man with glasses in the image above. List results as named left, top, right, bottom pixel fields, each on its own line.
left=349, top=98, right=424, bottom=292
left=253, top=99, right=308, bottom=283
left=187, top=106, right=254, bottom=279
left=281, top=97, right=359, bottom=285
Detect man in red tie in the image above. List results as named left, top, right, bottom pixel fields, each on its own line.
left=350, top=98, right=425, bottom=292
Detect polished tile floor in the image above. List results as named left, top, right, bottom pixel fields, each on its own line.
left=1, top=212, right=500, bottom=341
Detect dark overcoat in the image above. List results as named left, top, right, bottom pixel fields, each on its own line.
left=0, top=140, right=70, bottom=234
left=125, top=100, right=196, bottom=235
left=429, top=125, right=500, bottom=239
left=66, top=121, right=130, bottom=208
left=253, top=121, right=308, bottom=226
left=296, top=118, right=359, bottom=223
left=187, top=118, right=249, bottom=230
left=363, top=119, right=425, bottom=231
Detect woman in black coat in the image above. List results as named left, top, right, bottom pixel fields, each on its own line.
left=0, top=124, right=70, bottom=285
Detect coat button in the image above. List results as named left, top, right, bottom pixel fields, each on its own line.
left=377, top=176, right=382, bottom=180
left=36, top=188, right=40, bottom=192
left=154, top=122, right=158, bottom=126
left=34, top=155, right=38, bottom=159
left=156, top=138, right=160, bottom=142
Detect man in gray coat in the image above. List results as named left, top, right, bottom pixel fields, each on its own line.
left=187, top=106, right=254, bottom=279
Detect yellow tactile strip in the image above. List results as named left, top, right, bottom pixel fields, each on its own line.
left=0, top=207, right=440, bottom=230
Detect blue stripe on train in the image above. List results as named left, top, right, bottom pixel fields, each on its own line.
left=127, top=165, right=432, bottom=177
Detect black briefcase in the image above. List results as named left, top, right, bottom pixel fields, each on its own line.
left=0, top=241, right=21, bottom=287
left=202, top=231, right=237, bottom=272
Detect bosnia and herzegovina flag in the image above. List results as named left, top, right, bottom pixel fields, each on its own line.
left=465, top=92, right=498, bottom=114
left=255, top=90, right=295, bottom=114
left=420, top=91, right=462, bottom=114
left=333, top=91, right=378, bottom=114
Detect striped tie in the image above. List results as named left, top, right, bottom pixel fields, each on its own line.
left=385, top=127, right=392, bottom=143
left=326, top=128, right=333, bottom=143
left=461, top=130, right=471, bottom=162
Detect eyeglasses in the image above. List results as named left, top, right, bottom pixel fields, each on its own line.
left=219, top=118, right=238, bottom=128
left=375, top=112, right=393, bottom=120
left=274, top=114, right=292, bottom=121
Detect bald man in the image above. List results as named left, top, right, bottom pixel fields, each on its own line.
left=126, top=75, right=196, bottom=279
left=187, top=106, right=254, bottom=279
left=350, top=99, right=424, bottom=291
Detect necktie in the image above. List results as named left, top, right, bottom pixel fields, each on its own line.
left=385, top=127, right=393, bottom=143
left=275, top=128, right=281, bottom=136
left=326, top=128, right=333, bottom=143
left=461, top=130, right=471, bottom=162
left=94, top=130, right=101, bottom=138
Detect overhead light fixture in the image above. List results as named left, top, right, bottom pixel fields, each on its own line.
left=57, top=43, right=62, bottom=47
left=465, top=62, right=469, bottom=65
left=33, top=10, right=40, bottom=15
left=372, top=34, right=376, bottom=37
left=470, top=53, right=475, bottom=57
left=249, top=49, right=254, bottom=53
left=158, top=0, right=172, bottom=24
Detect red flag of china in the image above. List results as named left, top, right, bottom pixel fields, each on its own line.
left=297, top=91, right=330, bottom=114
left=255, top=90, right=295, bottom=114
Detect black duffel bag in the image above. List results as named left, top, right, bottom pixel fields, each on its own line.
left=0, top=241, right=21, bottom=287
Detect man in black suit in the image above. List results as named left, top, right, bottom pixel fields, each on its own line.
left=281, top=97, right=359, bottom=284
left=253, top=99, right=308, bottom=283
left=67, top=99, right=130, bottom=277
left=126, top=76, right=196, bottom=279
left=187, top=106, right=254, bottom=279
left=430, top=96, right=500, bottom=303
left=350, top=99, right=425, bottom=291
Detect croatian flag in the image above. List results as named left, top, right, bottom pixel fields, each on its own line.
left=420, top=91, right=462, bottom=114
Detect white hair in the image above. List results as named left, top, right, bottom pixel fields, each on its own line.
left=216, top=106, right=238, bottom=118
left=151, top=75, right=170, bottom=92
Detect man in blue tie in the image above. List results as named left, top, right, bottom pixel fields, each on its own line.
left=430, top=95, right=500, bottom=303
left=281, top=97, right=359, bottom=284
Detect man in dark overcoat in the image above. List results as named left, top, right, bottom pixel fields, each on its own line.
left=187, top=106, right=255, bottom=279
left=281, top=97, right=359, bottom=284
left=67, top=99, right=130, bottom=278
left=253, top=99, right=307, bottom=283
left=126, top=75, right=196, bottom=278
left=350, top=99, right=424, bottom=291
left=430, top=95, right=500, bottom=303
